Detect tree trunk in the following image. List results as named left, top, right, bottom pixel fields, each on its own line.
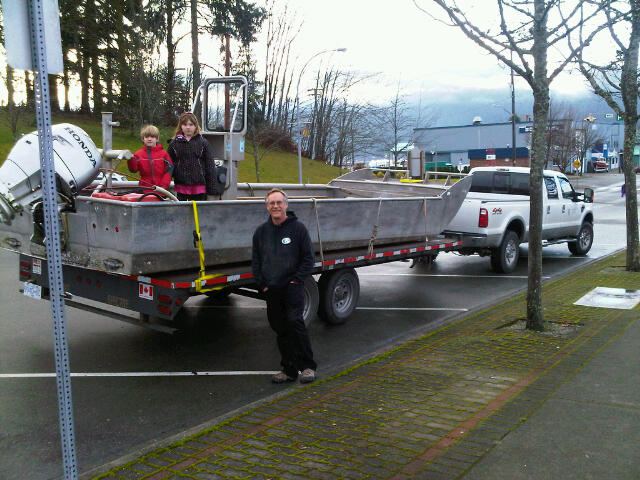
left=48, top=75, right=60, bottom=112
left=79, top=53, right=91, bottom=113
left=191, top=0, right=200, bottom=99
left=114, top=1, right=128, bottom=107
left=526, top=0, right=549, bottom=332
left=105, top=53, right=114, bottom=110
left=6, top=65, right=15, bottom=108
left=62, top=50, right=71, bottom=112
left=622, top=1, right=640, bottom=270
left=166, top=0, right=176, bottom=120
left=91, top=57, right=102, bottom=114
left=25, top=71, right=35, bottom=106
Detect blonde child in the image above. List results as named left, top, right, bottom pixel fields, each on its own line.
left=128, top=125, right=173, bottom=192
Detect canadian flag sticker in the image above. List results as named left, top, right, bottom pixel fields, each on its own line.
left=139, top=283, right=154, bottom=300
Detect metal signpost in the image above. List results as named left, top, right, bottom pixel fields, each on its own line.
left=3, top=1, right=78, bottom=478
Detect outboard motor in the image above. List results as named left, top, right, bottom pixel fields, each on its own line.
left=0, top=123, right=101, bottom=225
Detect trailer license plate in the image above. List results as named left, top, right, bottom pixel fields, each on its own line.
left=23, top=282, right=42, bottom=300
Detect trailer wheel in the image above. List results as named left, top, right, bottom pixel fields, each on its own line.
left=490, top=230, right=520, bottom=274
left=204, top=288, right=231, bottom=301
left=303, top=276, right=319, bottom=326
left=568, top=222, right=593, bottom=256
left=318, top=268, right=360, bottom=325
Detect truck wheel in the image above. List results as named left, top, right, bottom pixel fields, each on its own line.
left=568, top=222, right=593, bottom=256
left=490, top=230, right=520, bottom=274
left=318, top=268, right=360, bottom=325
left=303, top=276, right=319, bottom=327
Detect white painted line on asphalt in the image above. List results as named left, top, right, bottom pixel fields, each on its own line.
left=359, top=273, right=550, bottom=279
left=184, top=305, right=266, bottom=309
left=0, top=371, right=279, bottom=378
left=357, top=307, right=469, bottom=311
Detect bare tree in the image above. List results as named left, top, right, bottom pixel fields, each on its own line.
left=418, top=0, right=610, bottom=330
left=304, top=69, right=377, bottom=166
left=261, top=0, right=300, bottom=130
left=544, top=100, right=573, bottom=169
left=370, top=83, right=435, bottom=166
left=576, top=0, right=640, bottom=271
left=574, top=115, right=604, bottom=173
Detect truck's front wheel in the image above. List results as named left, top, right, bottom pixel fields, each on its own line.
left=568, top=222, right=593, bottom=256
left=491, top=230, right=520, bottom=274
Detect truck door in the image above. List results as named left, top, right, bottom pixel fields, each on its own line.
left=557, top=176, right=581, bottom=236
left=543, top=176, right=564, bottom=239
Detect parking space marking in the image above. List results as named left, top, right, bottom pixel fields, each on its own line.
left=184, top=305, right=266, bottom=309
left=357, top=307, right=468, bottom=311
left=0, top=371, right=279, bottom=379
left=359, top=273, right=550, bottom=279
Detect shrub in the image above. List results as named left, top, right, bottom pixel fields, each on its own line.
left=254, top=126, right=296, bottom=152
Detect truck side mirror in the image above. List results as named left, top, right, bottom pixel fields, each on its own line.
left=583, top=187, right=594, bottom=203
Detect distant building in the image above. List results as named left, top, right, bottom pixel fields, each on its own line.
left=413, top=119, right=533, bottom=167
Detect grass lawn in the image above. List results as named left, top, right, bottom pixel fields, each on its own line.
left=0, top=111, right=345, bottom=184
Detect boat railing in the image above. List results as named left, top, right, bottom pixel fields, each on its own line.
left=423, top=171, right=467, bottom=186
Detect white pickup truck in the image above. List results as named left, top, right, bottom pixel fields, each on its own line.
left=443, top=166, right=595, bottom=273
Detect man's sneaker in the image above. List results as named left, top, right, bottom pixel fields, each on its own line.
left=300, top=368, right=316, bottom=384
left=271, top=371, right=296, bottom=384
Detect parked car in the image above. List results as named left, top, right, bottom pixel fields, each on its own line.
left=593, top=160, right=609, bottom=172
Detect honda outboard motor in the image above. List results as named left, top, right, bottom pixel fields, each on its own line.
left=0, top=123, right=100, bottom=225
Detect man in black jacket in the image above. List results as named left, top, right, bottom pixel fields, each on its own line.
left=252, top=188, right=317, bottom=383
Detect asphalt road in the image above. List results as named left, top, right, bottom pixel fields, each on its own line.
left=0, top=172, right=634, bottom=479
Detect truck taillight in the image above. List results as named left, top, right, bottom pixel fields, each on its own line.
left=478, top=208, right=489, bottom=228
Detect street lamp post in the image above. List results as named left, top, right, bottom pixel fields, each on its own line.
left=510, top=64, right=517, bottom=166
left=296, top=48, right=346, bottom=184
left=492, top=96, right=517, bottom=166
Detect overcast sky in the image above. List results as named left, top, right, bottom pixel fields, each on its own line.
left=276, top=0, right=616, bottom=104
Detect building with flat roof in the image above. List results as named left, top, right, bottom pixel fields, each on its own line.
left=413, top=119, right=533, bottom=167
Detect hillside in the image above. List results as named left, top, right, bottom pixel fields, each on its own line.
left=0, top=112, right=345, bottom=184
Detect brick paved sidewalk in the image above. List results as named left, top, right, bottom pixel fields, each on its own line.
left=91, top=252, right=639, bottom=480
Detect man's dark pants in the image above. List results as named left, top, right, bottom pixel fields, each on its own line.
left=266, top=283, right=317, bottom=378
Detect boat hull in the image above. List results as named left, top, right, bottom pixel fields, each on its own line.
left=1, top=173, right=472, bottom=275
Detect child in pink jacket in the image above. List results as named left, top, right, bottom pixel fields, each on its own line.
left=128, top=125, right=173, bottom=192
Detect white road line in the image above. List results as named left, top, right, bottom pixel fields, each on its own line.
left=184, top=305, right=266, bottom=309
left=357, top=307, right=468, bottom=311
left=359, top=273, right=550, bottom=279
left=0, top=371, right=279, bottom=379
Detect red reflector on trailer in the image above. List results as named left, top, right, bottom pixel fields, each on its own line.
left=174, top=297, right=184, bottom=306
left=157, top=305, right=171, bottom=316
left=479, top=208, right=489, bottom=228
left=158, top=294, right=172, bottom=305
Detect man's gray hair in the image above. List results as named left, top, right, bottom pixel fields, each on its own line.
left=265, top=188, right=288, bottom=203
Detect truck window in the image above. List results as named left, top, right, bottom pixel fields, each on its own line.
left=558, top=177, right=574, bottom=199
left=544, top=176, right=558, bottom=199
left=510, top=173, right=530, bottom=195
left=469, top=171, right=494, bottom=193
left=493, top=173, right=509, bottom=193
left=469, top=171, right=530, bottom=196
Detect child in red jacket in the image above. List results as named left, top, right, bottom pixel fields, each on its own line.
left=128, top=125, right=173, bottom=192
